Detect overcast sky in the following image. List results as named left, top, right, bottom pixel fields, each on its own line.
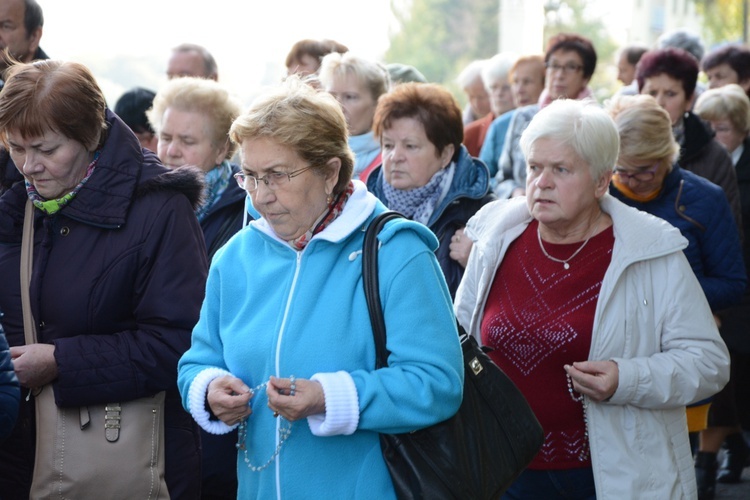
left=40, top=0, right=395, bottom=105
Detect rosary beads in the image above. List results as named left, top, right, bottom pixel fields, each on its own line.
left=236, top=375, right=296, bottom=472
left=565, top=373, right=590, bottom=461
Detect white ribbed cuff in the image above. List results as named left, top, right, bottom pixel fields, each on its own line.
left=307, top=371, right=359, bottom=436
left=188, top=367, right=238, bottom=435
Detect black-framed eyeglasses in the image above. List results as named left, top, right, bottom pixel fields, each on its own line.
left=613, top=162, right=660, bottom=182
left=234, top=165, right=315, bottom=192
left=545, top=62, right=584, bottom=74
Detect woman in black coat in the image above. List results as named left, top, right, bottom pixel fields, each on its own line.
left=0, top=60, right=208, bottom=499
left=694, top=84, right=750, bottom=492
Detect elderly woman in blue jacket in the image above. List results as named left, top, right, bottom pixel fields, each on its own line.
left=177, top=77, right=463, bottom=499
left=366, top=82, right=495, bottom=297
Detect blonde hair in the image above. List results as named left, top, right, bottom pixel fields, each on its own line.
left=318, top=52, right=390, bottom=102
left=606, top=94, right=680, bottom=167
left=147, top=77, right=242, bottom=159
left=230, top=76, right=354, bottom=196
left=694, top=84, right=750, bottom=134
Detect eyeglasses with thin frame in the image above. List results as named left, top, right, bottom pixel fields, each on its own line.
left=545, top=62, right=584, bottom=74
left=234, top=165, right=315, bottom=192
left=613, top=162, right=660, bottom=182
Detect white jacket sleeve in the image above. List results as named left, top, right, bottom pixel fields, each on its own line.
left=607, top=252, right=730, bottom=409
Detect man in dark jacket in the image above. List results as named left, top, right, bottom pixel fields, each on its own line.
left=0, top=0, right=49, bottom=195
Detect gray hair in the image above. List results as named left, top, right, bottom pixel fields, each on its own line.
left=520, top=99, right=620, bottom=181
left=657, top=28, right=705, bottom=62
left=318, top=52, right=391, bottom=101
left=481, top=53, right=517, bottom=90
left=457, top=59, right=487, bottom=90
left=172, top=43, right=218, bottom=79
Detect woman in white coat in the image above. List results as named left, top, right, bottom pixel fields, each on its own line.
left=454, top=99, right=730, bottom=499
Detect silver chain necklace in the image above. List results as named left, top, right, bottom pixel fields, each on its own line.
left=536, top=212, right=603, bottom=270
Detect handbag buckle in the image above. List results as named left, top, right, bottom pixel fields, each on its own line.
left=105, top=403, right=122, bottom=442
left=469, top=357, right=483, bottom=376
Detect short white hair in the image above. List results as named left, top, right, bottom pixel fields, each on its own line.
left=481, top=53, right=518, bottom=90
left=520, top=99, right=620, bottom=181
left=457, top=59, right=487, bottom=90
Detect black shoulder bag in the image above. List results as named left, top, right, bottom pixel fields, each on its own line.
left=363, top=211, right=544, bottom=499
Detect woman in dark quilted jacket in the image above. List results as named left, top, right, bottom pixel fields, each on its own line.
left=0, top=60, right=208, bottom=499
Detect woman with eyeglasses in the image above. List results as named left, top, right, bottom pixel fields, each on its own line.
left=636, top=48, right=743, bottom=233
left=607, top=94, right=745, bottom=500
left=495, top=33, right=597, bottom=199
left=455, top=98, right=730, bottom=499
left=176, top=77, right=463, bottom=499
left=608, top=94, right=745, bottom=312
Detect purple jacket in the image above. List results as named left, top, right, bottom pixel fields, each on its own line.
left=0, top=111, right=208, bottom=499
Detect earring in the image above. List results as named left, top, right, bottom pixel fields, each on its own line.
left=326, top=192, right=333, bottom=204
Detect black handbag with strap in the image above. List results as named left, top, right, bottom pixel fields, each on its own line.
left=362, top=211, right=544, bottom=499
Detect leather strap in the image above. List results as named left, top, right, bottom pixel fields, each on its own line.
left=21, top=199, right=37, bottom=345
left=362, top=211, right=404, bottom=369
left=19, top=200, right=115, bottom=434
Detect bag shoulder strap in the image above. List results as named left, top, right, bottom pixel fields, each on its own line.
left=362, top=211, right=404, bottom=369
left=20, top=199, right=38, bottom=345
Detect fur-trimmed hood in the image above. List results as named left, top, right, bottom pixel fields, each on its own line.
left=137, top=165, right=205, bottom=212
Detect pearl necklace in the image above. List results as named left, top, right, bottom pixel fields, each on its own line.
left=236, top=376, right=296, bottom=472
left=566, top=373, right=590, bottom=461
left=537, top=212, right=603, bottom=270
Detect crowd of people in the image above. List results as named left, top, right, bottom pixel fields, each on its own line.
left=0, top=1, right=747, bottom=499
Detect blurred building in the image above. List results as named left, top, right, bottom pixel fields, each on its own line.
left=498, top=0, right=703, bottom=54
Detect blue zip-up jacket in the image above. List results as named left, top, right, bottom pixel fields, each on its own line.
left=367, top=145, right=495, bottom=296
left=610, top=165, right=746, bottom=311
left=178, top=182, right=463, bottom=499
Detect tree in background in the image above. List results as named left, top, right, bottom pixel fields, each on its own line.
left=386, top=0, right=619, bottom=104
left=691, top=0, right=747, bottom=45
left=386, top=0, right=498, bottom=87
left=543, top=0, right=619, bottom=100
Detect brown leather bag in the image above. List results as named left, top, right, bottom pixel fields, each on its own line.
left=21, top=200, right=170, bottom=499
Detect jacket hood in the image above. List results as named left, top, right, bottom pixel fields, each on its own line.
left=466, top=194, right=688, bottom=272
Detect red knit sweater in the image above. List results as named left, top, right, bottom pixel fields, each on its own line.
left=481, top=220, right=614, bottom=469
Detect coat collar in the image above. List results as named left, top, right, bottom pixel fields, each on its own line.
left=60, top=110, right=148, bottom=227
